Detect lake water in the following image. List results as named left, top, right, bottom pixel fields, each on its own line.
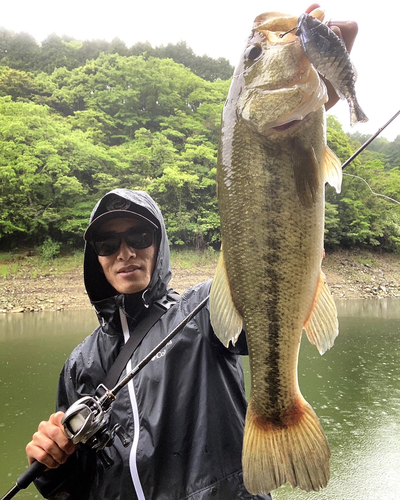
left=0, top=300, right=399, bottom=499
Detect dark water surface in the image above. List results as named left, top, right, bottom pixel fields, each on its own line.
left=271, top=299, right=400, bottom=499
left=1, top=300, right=399, bottom=499
left=0, top=310, right=97, bottom=498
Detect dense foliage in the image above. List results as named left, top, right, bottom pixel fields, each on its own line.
left=0, top=28, right=233, bottom=81
left=0, top=44, right=228, bottom=248
left=1, top=28, right=400, bottom=252
left=325, top=117, right=400, bottom=252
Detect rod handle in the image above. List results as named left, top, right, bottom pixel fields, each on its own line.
left=16, top=460, right=47, bottom=489
left=1, top=461, right=47, bottom=500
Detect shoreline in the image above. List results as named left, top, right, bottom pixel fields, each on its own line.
left=1, top=249, right=400, bottom=313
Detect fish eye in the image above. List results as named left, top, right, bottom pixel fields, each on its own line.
left=244, top=44, right=262, bottom=63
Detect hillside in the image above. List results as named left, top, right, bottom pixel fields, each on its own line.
left=1, top=249, right=400, bottom=313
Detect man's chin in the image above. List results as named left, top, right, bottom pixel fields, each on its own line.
left=111, top=275, right=150, bottom=295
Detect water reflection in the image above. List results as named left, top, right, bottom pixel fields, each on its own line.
left=0, top=309, right=98, bottom=341
left=336, top=297, right=400, bottom=319
left=0, top=310, right=97, bottom=499
left=1, top=300, right=400, bottom=499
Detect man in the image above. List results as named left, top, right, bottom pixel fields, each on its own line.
left=27, top=189, right=270, bottom=499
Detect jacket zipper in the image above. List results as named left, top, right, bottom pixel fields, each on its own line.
left=120, top=309, right=146, bottom=500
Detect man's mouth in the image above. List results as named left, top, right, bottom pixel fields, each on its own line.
left=118, top=266, right=140, bottom=274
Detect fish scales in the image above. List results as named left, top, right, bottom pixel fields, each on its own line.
left=210, top=10, right=342, bottom=495
left=220, top=119, right=324, bottom=414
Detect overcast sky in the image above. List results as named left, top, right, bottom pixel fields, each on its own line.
left=2, top=0, right=399, bottom=141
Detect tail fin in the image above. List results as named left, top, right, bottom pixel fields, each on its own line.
left=348, top=95, right=368, bottom=126
left=242, top=400, right=330, bottom=495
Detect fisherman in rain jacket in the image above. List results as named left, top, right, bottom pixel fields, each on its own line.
left=27, top=189, right=271, bottom=500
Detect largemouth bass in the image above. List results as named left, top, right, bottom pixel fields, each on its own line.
left=210, top=10, right=343, bottom=495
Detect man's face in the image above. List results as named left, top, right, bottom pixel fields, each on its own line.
left=96, top=217, right=157, bottom=295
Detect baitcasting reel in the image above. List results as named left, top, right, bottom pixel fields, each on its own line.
left=61, top=384, right=131, bottom=469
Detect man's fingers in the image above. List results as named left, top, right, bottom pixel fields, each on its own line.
left=27, top=434, right=67, bottom=468
left=305, top=3, right=321, bottom=14
left=328, top=20, right=358, bottom=53
left=38, top=418, right=76, bottom=455
left=26, top=412, right=76, bottom=469
left=49, top=411, right=65, bottom=427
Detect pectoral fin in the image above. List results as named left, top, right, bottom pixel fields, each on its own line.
left=210, top=250, right=243, bottom=347
left=304, top=271, right=338, bottom=354
left=291, top=139, right=320, bottom=208
left=324, top=146, right=342, bottom=193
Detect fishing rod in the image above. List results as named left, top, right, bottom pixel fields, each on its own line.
left=341, top=109, right=400, bottom=169
left=1, top=294, right=210, bottom=500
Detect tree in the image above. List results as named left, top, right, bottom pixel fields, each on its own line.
left=0, top=30, right=40, bottom=71
left=132, top=40, right=234, bottom=81
left=325, top=116, right=400, bottom=251
left=35, top=54, right=228, bottom=146
left=110, top=37, right=129, bottom=57
left=0, top=97, right=130, bottom=246
left=38, top=34, right=69, bottom=73
left=0, top=66, right=41, bottom=101
left=5, top=35, right=400, bottom=252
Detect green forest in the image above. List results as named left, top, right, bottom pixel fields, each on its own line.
left=1, top=27, right=400, bottom=253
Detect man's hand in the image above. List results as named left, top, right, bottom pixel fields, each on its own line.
left=26, top=412, right=77, bottom=469
left=306, top=3, right=359, bottom=110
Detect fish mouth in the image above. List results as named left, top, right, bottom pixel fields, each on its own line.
left=272, top=120, right=301, bottom=131
left=272, top=112, right=313, bottom=132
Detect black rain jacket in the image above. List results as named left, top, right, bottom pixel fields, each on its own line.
left=35, top=189, right=271, bottom=500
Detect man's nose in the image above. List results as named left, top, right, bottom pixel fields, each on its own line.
left=117, top=239, right=137, bottom=259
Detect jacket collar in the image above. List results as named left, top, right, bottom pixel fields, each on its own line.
left=92, top=293, right=148, bottom=335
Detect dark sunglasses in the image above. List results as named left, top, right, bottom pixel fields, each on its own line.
left=91, top=227, right=156, bottom=256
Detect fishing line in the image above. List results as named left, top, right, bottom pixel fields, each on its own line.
left=342, top=172, right=400, bottom=206
left=280, top=27, right=296, bottom=38
left=338, top=108, right=400, bottom=206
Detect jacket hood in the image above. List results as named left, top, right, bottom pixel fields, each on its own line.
left=84, top=189, right=172, bottom=329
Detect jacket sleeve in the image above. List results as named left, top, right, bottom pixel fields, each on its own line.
left=33, top=366, right=97, bottom=499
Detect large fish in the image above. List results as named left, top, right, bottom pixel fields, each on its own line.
left=210, top=10, right=343, bottom=495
